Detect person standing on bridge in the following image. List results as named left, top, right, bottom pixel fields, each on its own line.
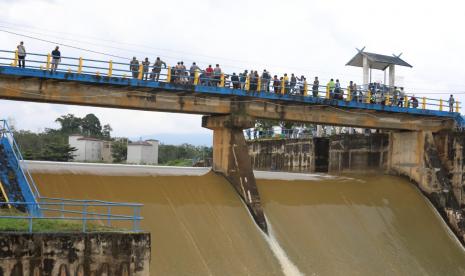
left=449, top=95, right=455, bottom=112
left=312, top=77, right=319, bottom=97
left=213, top=64, right=222, bottom=86
left=130, top=57, right=139, bottom=78
left=231, top=73, right=240, bottom=89
left=273, top=75, right=280, bottom=93
left=142, top=58, right=150, bottom=80
left=17, top=41, right=26, bottom=68
left=205, top=65, right=213, bottom=86
left=151, top=57, right=166, bottom=81
left=290, top=73, right=297, bottom=94
left=327, top=79, right=335, bottom=99
left=189, top=62, right=200, bottom=84
left=240, top=70, right=248, bottom=90
left=51, top=46, right=61, bottom=72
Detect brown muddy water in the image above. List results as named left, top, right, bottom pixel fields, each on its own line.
left=33, top=169, right=465, bottom=276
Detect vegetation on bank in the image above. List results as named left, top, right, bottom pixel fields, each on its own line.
left=10, top=113, right=213, bottom=166
left=0, top=209, right=112, bottom=232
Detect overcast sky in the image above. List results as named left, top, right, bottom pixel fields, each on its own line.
left=0, top=0, right=464, bottom=145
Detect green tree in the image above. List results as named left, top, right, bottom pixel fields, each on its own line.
left=39, top=143, right=77, bottom=162
left=111, top=140, right=127, bottom=163
left=102, top=124, right=113, bottom=139
left=55, top=114, right=82, bottom=134
left=81, top=113, right=102, bottom=137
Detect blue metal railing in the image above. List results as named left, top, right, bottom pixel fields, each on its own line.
left=0, top=200, right=143, bottom=232
left=0, top=49, right=461, bottom=113
left=0, top=119, right=40, bottom=200
left=0, top=119, right=144, bottom=232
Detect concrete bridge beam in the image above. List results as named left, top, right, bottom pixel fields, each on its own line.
left=202, top=115, right=267, bottom=233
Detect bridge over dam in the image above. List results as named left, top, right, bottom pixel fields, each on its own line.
left=1, top=49, right=465, bottom=235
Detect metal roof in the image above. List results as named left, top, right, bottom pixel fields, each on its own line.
left=346, top=51, right=412, bottom=71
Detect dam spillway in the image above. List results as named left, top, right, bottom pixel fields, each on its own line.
left=27, top=162, right=465, bottom=276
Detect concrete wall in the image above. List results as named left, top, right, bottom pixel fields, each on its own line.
left=248, top=134, right=388, bottom=173
left=127, top=141, right=158, bottom=165
left=329, top=134, right=389, bottom=173
left=248, top=139, right=314, bottom=172
left=0, top=232, right=150, bottom=276
left=69, top=136, right=103, bottom=162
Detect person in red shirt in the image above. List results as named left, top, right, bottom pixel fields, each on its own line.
left=205, top=65, right=213, bottom=86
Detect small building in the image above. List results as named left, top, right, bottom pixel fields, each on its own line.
left=68, top=135, right=104, bottom=162
left=127, top=140, right=159, bottom=165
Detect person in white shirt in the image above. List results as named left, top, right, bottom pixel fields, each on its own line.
left=17, top=41, right=26, bottom=68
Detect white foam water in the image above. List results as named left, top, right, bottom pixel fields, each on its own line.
left=262, top=222, right=306, bottom=276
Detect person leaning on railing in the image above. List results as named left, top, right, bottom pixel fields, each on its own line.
left=129, top=57, right=139, bottom=78
left=17, top=41, right=26, bottom=68
left=151, top=57, right=166, bottom=81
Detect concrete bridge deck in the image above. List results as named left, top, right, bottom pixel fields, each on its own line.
left=0, top=66, right=463, bottom=132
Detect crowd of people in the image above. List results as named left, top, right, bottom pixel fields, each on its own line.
left=12, top=41, right=458, bottom=113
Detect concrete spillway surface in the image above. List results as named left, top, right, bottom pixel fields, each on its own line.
left=29, top=162, right=465, bottom=275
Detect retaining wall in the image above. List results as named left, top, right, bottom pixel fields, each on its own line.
left=0, top=232, right=150, bottom=276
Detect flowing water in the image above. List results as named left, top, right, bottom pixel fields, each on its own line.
left=32, top=167, right=465, bottom=276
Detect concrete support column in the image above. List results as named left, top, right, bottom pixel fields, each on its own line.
left=202, top=115, right=267, bottom=233
left=363, top=55, right=369, bottom=88
left=389, top=64, right=395, bottom=88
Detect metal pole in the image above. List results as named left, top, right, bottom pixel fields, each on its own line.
left=83, top=203, right=87, bottom=232
left=107, top=206, right=111, bottom=227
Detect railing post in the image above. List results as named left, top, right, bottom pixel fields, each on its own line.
left=366, top=91, right=371, bottom=104
left=194, top=70, right=199, bottom=85
left=304, top=81, right=308, bottom=96
left=245, top=76, right=250, bottom=91
left=346, top=87, right=351, bottom=101
left=108, top=60, right=113, bottom=77
left=257, top=77, right=261, bottom=92
left=422, top=97, right=426, bottom=110
left=46, top=54, right=51, bottom=71
left=82, top=203, right=87, bottom=232
left=439, top=99, right=443, bottom=111
left=456, top=102, right=460, bottom=113
left=404, top=96, right=408, bottom=108
left=107, top=206, right=112, bottom=227
left=28, top=216, right=33, bottom=233
left=133, top=207, right=138, bottom=232
left=78, top=57, right=83, bottom=74
left=12, top=50, right=18, bottom=67
left=166, top=66, right=171, bottom=83
left=325, top=86, right=330, bottom=99
left=281, top=79, right=285, bottom=95
left=138, top=64, right=144, bottom=80
left=385, top=95, right=390, bottom=105
left=220, top=73, right=225, bottom=87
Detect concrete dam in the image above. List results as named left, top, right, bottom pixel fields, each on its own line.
left=24, top=160, right=465, bottom=276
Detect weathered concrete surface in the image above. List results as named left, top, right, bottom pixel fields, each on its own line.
left=388, top=130, right=465, bottom=245
left=0, top=232, right=150, bottom=276
left=248, top=139, right=315, bottom=173
left=248, top=134, right=388, bottom=173
left=202, top=115, right=267, bottom=233
left=329, top=134, right=389, bottom=173
left=0, top=75, right=456, bottom=131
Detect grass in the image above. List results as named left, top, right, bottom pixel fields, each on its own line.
left=0, top=208, right=123, bottom=232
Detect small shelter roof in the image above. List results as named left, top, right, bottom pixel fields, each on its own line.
left=346, top=51, right=412, bottom=71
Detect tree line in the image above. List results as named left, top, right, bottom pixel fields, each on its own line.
left=12, top=113, right=212, bottom=165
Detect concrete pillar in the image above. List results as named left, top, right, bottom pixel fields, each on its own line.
left=389, top=64, right=395, bottom=88
left=202, top=115, right=267, bottom=233
left=363, top=55, right=369, bottom=87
